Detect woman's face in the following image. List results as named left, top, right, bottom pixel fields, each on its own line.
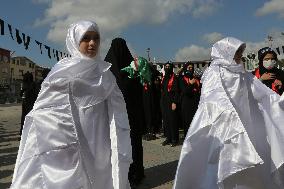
left=263, top=53, right=276, bottom=61
left=79, top=31, right=100, bottom=58
left=187, top=65, right=193, bottom=72
left=234, top=46, right=245, bottom=64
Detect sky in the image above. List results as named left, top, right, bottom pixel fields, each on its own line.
left=1, top=0, right=284, bottom=68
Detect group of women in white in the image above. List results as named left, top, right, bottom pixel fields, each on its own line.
left=10, top=20, right=284, bottom=189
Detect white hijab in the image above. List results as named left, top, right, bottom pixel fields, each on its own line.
left=44, top=20, right=110, bottom=82
left=66, top=20, right=101, bottom=60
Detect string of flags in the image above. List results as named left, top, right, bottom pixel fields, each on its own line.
left=0, top=18, right=71, bottom=61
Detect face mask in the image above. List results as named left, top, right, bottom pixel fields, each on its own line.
left=263, top=60, right=276, bottom=70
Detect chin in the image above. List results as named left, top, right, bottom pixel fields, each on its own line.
left=87, top=53, right=97, bottom=58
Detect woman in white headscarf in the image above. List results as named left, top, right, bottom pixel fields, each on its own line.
left=173, top=37, right=284, bottom=189
left=10, top=20, right=132, bottom=189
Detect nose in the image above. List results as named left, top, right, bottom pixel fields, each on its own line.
left=89, top=39, right=97, bottom=46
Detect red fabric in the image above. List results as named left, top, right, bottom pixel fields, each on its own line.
left=255, top=68, right=260, bottom=79
left=161, top=74, right=175, bottom=92
left=143, top=83, right=148, bottom=91
left=254, top=68, right=280, bottom=94
left=183, top=76, right=200, bottom=93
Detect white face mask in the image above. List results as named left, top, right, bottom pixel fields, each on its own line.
left=263, top=60, right=276, bottom=69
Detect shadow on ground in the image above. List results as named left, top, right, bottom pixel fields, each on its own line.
left=0, top=170, right=13, bottom=188
left=138, top=160, right=178, bottom=189
left=0, top=182, right=11, bottom=189
left=0, top=153, right=17, bottom=167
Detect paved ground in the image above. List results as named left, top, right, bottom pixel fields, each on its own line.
left=0, top=104, right=183, bottom=189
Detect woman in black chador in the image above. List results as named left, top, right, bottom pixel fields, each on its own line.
left=105, top=38, right=145, bottom=187
left=151, top=66, right=162, bottom=135
left=179, top=63, right=201, bottom=138
left=161, top=62, right=179, bottom=147
left=142, top=65, right=162, bottom=141
left=20, top=71, right=37, bottom=136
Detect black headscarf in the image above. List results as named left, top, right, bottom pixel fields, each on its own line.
left=164, top=61, right=174, bottom=78
left=183, top=62, right=194, bottom=79
left=104, top=38, right=134, bottom=82
left=104, top=37, right=146, bottom=135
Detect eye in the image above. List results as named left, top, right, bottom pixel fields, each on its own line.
left=81, top=35, right=100, bottom=42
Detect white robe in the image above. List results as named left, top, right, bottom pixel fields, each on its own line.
left=10, top=57, right=132, bottom=189
left=173, top=37, right=284, bottom=189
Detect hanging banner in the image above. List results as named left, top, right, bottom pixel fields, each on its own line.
left=0, top=19, right=4, bottom=35
left=0, top=17, right=70, bottom=62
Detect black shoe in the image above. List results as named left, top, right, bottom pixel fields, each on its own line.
left=171, top=142, right=178, bottom=147
left=162, top=140, right=170, bottom=146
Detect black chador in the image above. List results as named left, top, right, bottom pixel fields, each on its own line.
left=161, top=63, right=179, bottom=147
left=142, top=66, right=162, bottom=140
left=105, top=38, right=145, bottom=187
left=179, top=63, right=201, bottom=138
left=151, top=69, right=162, bottom=134
left=142, top=81, right=154, bottom=137
left=20, top=72, right=37, bottom=136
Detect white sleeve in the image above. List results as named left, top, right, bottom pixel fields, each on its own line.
left=107, top=83, right=132, bottom=189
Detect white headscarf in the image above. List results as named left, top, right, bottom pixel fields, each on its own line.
left=36, top=20, right=113, bottom=109
left=201, top=37, right=247, bottom=111
left=66, top=20, right=101, bottom=60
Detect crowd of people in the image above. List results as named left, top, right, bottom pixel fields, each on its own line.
left=12, top=20, right=284, bottom=189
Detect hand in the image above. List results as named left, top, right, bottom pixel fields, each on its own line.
left=274, top=79, right=282, bottom=88
left=260, top=72, right=275, bottom=81
left=189, top=78, right=196, bottom=85
left=171, top=103, right=176, bottom=111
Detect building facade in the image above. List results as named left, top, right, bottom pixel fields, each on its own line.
left=10, top=56, right=36, bottom=81
left=0, top=48, right=11, bottom=90
left=0, top=47, right=49, bottom=103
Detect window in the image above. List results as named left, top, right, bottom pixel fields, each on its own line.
left=2, top=68, right=8, bottom=73
left=20, top=61, right=26, bottom=66
left=3, top=56, right=9, bottom=63
left=16, top=60, right=20, bottom=65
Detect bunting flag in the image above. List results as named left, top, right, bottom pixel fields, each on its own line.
left=22, top=33, right=31, bottom=50
left=44, top=45, right=51, bottom=59
left=16, top=29, right=22, bottom=44
left=8, top=24, right=14, bottom=40
left=60, top=51, right=63, bottom=59
left=0, top=19, right=4, bottom=35
left=0, top=18, right=70, bottom=62
left=35, top=40, right=43, bottom=54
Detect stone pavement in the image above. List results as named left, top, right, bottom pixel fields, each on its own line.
left=0, top=104, right=21, bottom=189
left=0, top=104, right=183, bottom=189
